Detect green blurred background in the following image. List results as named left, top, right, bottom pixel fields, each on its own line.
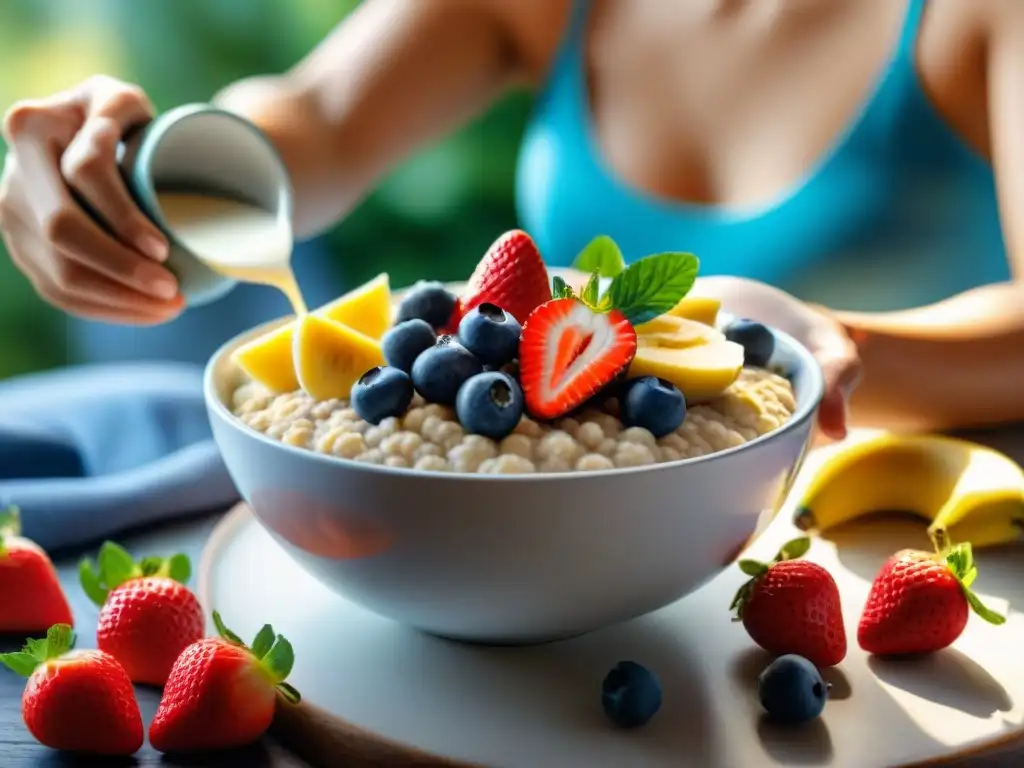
left=0, top=0, right=531, bottom=379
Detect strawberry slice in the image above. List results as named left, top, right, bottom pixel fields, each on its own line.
left=519, top=298, right=637, bottom=420
left=461, top=230, right=551, bottom=325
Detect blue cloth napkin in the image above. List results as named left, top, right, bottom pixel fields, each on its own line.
left=0, top=362, right=239, bottom=552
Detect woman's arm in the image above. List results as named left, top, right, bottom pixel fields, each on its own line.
left=825, top=8, right=1024, bottom=432
left=212, top=0, right=553, bottom=240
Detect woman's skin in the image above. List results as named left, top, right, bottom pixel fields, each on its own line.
left=1, top=0, right=1022, bottom=437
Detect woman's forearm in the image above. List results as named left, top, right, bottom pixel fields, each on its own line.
left=833, top=282, right=1024, bottom=431
left=213, top=0, right=521, bottom=240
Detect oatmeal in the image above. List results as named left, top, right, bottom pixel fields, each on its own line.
left=231, top=367, right=797, bottom=474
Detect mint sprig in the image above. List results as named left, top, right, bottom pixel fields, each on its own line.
left=558, top=236, right=700, bottom=325
left=606, top=252, right=699, bottom=325
left=573, top=235, right=626, bottom=278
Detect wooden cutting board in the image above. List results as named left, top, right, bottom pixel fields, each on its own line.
left=198, top=430, right=1024, bottom=767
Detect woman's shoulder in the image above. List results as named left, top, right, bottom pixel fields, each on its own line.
left=481, top=0, right=575, bottom=85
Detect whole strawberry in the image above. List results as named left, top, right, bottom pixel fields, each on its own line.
left=80, top=542, right=204, bottom=686
left=858, top=542, right=1005, bottom=656
left=730, top=537, right=847, bottom=667
left=461, top=229, right=551, bottom=325
left=0, top=624, right=143, bottom=755
left=0, top=507, right=74, bottom=633
left=149, top=611, right=300, bottom=753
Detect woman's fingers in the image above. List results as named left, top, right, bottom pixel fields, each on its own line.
left=58, top=78, right=168, bottom=260
left=814, top=338, right=863, bottom=440
left=2, top=212, right=183, bottom=324
left=1, top=77, right=180, bottom=324
left=46, top=205, right=179, bottom=299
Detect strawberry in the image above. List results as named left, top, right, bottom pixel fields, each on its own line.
left=0, top=624, right=143, bottom=755
left=149, top=611, right=300, bottom=753
left=0, top=506, right=74, bottom=633
left=730, top=537, right=847, bottom=668
left=857, top=542, right=1005, bottom=656
left=519, top=297, right=637, bottom=419
left=461, top=229, right=551, bottom=325
left=80, top=541, right=204, bottom=686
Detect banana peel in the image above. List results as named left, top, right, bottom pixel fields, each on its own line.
left=793, top=433, right=1024, bottom=550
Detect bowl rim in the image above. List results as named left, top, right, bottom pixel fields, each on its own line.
left=204, top=304, right=825, bottom=483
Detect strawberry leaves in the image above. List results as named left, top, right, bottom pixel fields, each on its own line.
left=942, top=542, right=1006, bottom=626
left=80, top=541, right=192, bottom=607
left=212, top=610, right=301, bottom=705
left=0, top=505, right=20, bottom=556
left=0, top=624, right=76, bottom=677
left=551, top=276, right=575, bottom=300
left=730, top=537, right=812, bottom=621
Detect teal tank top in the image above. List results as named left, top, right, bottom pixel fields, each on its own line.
left=516, top=0, right=1010, bottom=311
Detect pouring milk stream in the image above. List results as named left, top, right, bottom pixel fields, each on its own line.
left=156, top=191, right=307, bottom=316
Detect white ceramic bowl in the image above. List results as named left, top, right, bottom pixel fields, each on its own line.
left=204, top=309, right=824, bottom=644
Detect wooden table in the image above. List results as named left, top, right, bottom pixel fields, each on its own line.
left=2, top=424, right=1022, bottom=768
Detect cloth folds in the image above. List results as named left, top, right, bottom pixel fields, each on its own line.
left=0, top=362, right=238, bottom=552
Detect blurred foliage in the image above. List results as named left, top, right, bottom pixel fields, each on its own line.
left=0, top=0, right=531, bottom=379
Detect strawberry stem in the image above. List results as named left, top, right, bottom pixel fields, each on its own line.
left=0, top=624, right=76, bottom=677
left=0, top=505, right=21, bottom=556
left=79, top=542, right=191, bottom=607
left=211, top=611, right=303, bottom=704
left=729, top=537, right=812, bottom=621
left=942, top=542, right=1006, bottom=627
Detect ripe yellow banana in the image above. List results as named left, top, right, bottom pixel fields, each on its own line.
left=793, top=433, right=1024, bottom=550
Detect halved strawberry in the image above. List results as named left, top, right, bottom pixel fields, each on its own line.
left=461, top=230, right=551, bottom=325
left=519, top=298, right=637, bottom=420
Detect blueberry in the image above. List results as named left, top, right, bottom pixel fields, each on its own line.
left=351, top=366, right=414, bottom=425
left=725, top=319, right=776, bottom=368
left=410, top=340, right=484, bottom=405
left=757, top=654, right=830, bottom=724
left=396, top=281, right=458, bottom=329
left=457, top=303, right=522, bottom=366
left=455, top=372, right=524, bottom=439
left=601, top=661, right=662, bottom=728
left=621, top=377, right=686, bottom=438
left=382, top=319, right=437, bottom=373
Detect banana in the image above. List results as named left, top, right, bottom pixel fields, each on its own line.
left=793, top=433, right=1024, bottom=550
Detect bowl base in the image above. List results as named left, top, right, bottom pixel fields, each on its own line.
left=198, top=483, right=1024, bottom=767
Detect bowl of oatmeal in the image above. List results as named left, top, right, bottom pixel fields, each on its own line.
left=204, top=234, right=824, bottom=643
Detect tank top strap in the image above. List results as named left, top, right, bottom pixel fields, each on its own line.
left=565, top=0, right=592, bottom=45
left=895, top=0, right=928, bottom=61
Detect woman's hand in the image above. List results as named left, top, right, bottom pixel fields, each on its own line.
left=0, top=76, right=183, bottom=324
left=693, top=276, right=862, bottom=440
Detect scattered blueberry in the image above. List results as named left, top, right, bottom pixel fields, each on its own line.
left=382, top=319, right=437, bottom=373
left=757, top=654, right=830, bottom=725
left=455, top=372, right=524, bottom=439
left=457, top=303, right=522, bottom=366
left=601, top=661, right=662, bottom=728
left=351, top=366, right=415, bottom=425
left=410, top=339, right=485, bottom=405
left=621, top=377, right=686, bottom=438
left=396, top=281, right=459, bottom=329
left=725, top=319, right=776, bottom=368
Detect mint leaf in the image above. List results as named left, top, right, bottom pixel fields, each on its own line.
left=581, top=272, right=600, bottom=307
left=551, top=276, right=575, bottom=300
left=573, top=235, right=625, bottom=278
left=606, top=252, right=699, bottom=325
